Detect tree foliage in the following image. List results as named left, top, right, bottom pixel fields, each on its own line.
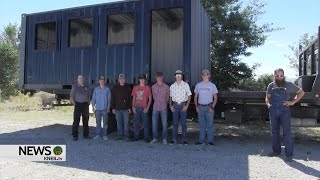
left=238, top=74, right=273, bottom=91
left=0, top=23, right=20, bottom=100
left=202, top=0, right=279, bottom=90
left=285, top=33, right=315, bottom=76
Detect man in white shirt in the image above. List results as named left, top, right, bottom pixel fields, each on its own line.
left=169, top=70, right=192, bottom=145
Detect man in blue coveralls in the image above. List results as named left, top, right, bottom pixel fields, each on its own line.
left=265, top=68, right=304, bottom=162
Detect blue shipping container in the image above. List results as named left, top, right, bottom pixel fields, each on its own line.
left=19, top=0, right=210, bottom=96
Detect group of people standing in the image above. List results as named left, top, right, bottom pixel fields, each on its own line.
left=69, top=68, right=304, bottom=162
left=70, top=69, right=218, bottom=146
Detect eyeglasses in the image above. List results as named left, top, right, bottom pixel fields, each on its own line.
left=175, top=74, right=182, bottom=77
left=202, top=74, right=209, bottom=76
left=274, top=75, right=284, bottom=78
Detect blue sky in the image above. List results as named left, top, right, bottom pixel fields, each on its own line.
left=1, top=0, right=319, bottom=78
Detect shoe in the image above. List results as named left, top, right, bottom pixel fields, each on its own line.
left=195, top=142, right=204, bottom=145
left=134, top=138, right=139, bottom=141
left=169, top=140, right=177, bottom=145
left=285, top=156, right=293, bottom=162
left=144, top=139, right=150, bottom=143
left=102, top=136, right=108, bottom=141
left=268, top=152, right=281, bottom=157
left=93, top=135, right=100, bottom=140
left=208, top=142, right=215, bottom=146
left=125, top=137, right=131, bottom=142
left=150, top=139, right=157, bottom=144
left=163, top=139, right=168, bottom=145
left=182, top=141, right=189, bottom=145
left=73, top=137, right=78, bottom=141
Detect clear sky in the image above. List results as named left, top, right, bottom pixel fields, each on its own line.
left=1, top=0, right=319, bottom=79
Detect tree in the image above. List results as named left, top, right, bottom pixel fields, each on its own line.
left=202, top=0, right=279, bottom=90
left=0, top=24, right=20, bottom=100
left=285, top=33, right=315, bottom=76
left=237, top=63, right=273, bottom=91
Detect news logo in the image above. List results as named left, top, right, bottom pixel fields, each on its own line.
left=0, top=145, right=66, bottom=161
left=53, top=146, right=63, bottom=155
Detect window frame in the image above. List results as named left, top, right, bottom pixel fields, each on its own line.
left=106, top=12, right=136, bottom=46
left=68, top=16, right=94, bottom=48
left=34, top=21, right=57, bottom=51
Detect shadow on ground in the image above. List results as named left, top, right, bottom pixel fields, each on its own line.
left=0, top=121, right=319, bottom=179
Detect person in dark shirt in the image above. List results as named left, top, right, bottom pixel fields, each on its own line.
left=111, top=74, right=132, bottom=141
left=70, top=75, right=91, bottom=141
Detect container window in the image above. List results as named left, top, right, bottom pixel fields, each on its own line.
left=107, top=13, right=135, bottom=44
left=35, top=22, right=56, bottom=50
left=68, top=17, right=93, bottom=47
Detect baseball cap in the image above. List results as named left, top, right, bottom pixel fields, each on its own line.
left=175, top=70, right=183, bottom=75
left=118, top=74, right=125, bottom=79
left=99, top=75, right=105, bottom=80
left=138, top=73, right=146, bottom=80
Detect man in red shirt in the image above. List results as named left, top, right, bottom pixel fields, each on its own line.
left=132, top=73, right=152, bottom=142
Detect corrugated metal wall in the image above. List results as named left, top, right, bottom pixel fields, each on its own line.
left=190, top=0, right=211, bottom=86
left=21, top=0, right=210, bottom=90
left=151, top=8, right=184, bottom=84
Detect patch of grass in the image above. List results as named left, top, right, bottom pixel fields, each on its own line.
left=0, top=91, right=60, bottom=112
left=0, top=92, right=42, bottom=112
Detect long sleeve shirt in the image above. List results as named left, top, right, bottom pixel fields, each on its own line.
left=92, top=86, right=111, bottom=111
left=111, top=84, right=132, bottom=110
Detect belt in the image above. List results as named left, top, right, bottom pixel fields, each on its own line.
left=76, top=102, right=89, bottom=104
left=198, top=103, right=213, bottom=106
left=173, top=101, right=187, bottom=105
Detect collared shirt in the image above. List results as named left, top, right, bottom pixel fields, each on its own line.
left=170, top=80, right=192, bottom=103
left=92, top=86, right=111, bottom=111
left=194, top=81, right=218, bottom=105
left=152, top=83, right=169, bottom=111
left=70, top=83, right=90, bottom=103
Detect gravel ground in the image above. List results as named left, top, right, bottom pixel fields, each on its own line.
left=0, top=111, right=319, bottom=180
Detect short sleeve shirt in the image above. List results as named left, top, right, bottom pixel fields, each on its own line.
left=132, top=85, right=151, bottom=108
left=70, top=83, right=90, bottom=103
left=267, top=82, right=301, bottom=100
left=152, top=83, right=170, bottom=111
left=170, top=81, right=192, bottom=103
left=194, top=81, right=218, bottom=104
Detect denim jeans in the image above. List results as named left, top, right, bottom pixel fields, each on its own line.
left=172, top=103, right=187, bottom=141
left=115, top=110, right=129, bottom=138
left=95, top=110, right=108, bottom=136
left=198, top=105, right=214, bottom=143
left=152, top=110, right=168, bottom=140
left=269, top=87, right=293, bottom=157
left=134, top=106, right=149, bottom=140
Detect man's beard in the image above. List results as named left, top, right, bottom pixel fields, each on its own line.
left=274, top=78, right=285, bottom=87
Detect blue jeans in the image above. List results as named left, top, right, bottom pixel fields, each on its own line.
left=269, top=87, right=293, bottom=157
left=198, top=105, right=214, bottom=143
left=152, top=110, right=168, bottom=140
left=95, top=110, right=108, bottom=136
left=172, top=103, right=187, bottom=141
left=134, top=107, right=149, bottom=140
left=269, top=105, right=293, bottom=157
left=115, top=110, right=129, bottom=138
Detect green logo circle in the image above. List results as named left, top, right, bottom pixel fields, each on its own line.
left=53, top=146, right=63, bottom=155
